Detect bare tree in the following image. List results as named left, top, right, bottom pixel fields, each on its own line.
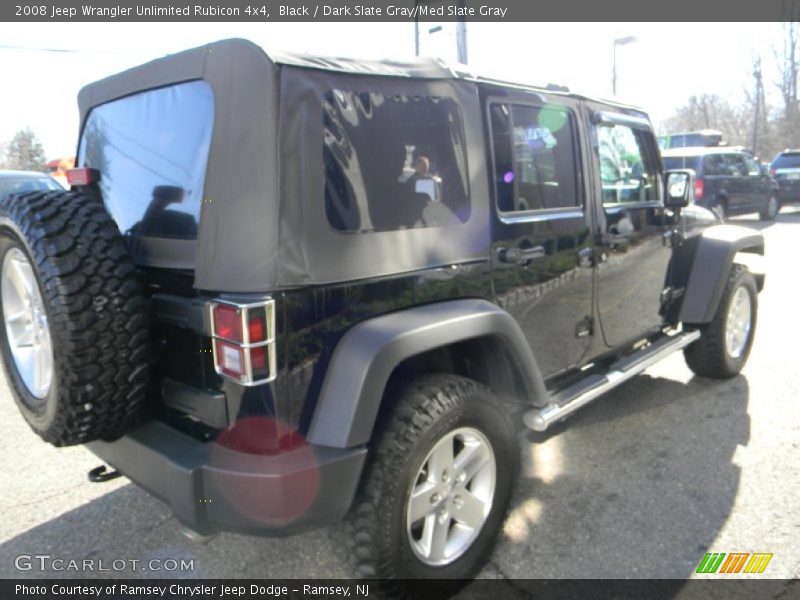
left=4, top=128, right=47, bottom=172
left=774, top=20, right=800, bottom=148
left=662, top=94, right=750, bottom=146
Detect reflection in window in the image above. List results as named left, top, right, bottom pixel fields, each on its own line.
left=596, top=124, right=657, bottom=204
left=490, top=103, right=578, bottom=212
left=77, top=80, right=214, bottom=240
left=323, top=91, right=470, bottom=233
left=725, top=154, right=749, bottom=177
left=703, top=154, right=727, bottom=176
left=0, top=177, right=62, bottom=201
left=744, top=156, right=762, bottom=177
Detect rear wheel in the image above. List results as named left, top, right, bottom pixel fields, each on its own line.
left=344, top=374, right=518, bottom=596
left=684, top=265, right=757, bottom=379
left=759, top=195, right=779, bottom=221
left=0, top=191, right=149, bottom=445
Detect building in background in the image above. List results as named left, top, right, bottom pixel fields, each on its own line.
left=45, top=156, right=75, bottom=188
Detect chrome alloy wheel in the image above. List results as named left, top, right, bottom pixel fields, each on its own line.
left=725, top=285, right=752, bottom=359
left=1, top=248, right=53, bottom=398
left=406, top=427, right=496, bottom=566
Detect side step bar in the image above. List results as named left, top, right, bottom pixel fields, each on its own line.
left=524, top=330, right=701, bottom=432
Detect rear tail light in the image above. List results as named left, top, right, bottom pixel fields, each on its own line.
left=213, top=303, right=243, bottom=342
left=66, top=167, right=100, bottom=186
left=694, top=178, right=704, bottom=201
left=210, top=299, right=276, bottom=385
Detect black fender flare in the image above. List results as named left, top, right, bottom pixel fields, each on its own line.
left=305, top=299, right=548, bottom=449
left=679, top=224, right=764, bottom=325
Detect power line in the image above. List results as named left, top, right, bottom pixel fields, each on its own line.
left=0, top=44, right=144, bottom=55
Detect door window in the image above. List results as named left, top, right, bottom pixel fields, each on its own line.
left=489, top=102, right=579, bottom=213
left=744, top=156, right=762, bottom=176
left=595, top=124, right=658, bottom=204
left=725, top=154, right=749, bottom=177
left=703, top=154, right=727, bottom=176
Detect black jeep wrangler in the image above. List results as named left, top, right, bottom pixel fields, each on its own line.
left=0, top=39, right=764, bottom=592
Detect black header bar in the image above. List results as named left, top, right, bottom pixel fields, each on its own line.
left=3, top=0, right=800, bottom=22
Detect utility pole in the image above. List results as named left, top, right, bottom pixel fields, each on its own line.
left=752, top=58, right=763, bottom=156
left=612, top=36, right=637, bottom=96
left=456, top=11, right=468, bottom=65
left=414, top=0, right=468, bottom=65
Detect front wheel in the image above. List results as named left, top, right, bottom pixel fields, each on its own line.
left=712, top=200, right=728, bottom=222
left=759, top=195, right=779, bottom=221
left=684, top=264, right=757, bottom=379
left=344, top=374, right=518, bottom=596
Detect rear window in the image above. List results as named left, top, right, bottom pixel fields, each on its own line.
left=77, top=80, right=214, bottom=240
left=771, top=153, right=800, bottom=169
left=323, top=90, right=470, bottom=233
left=662, top=156, right=701, bottom=171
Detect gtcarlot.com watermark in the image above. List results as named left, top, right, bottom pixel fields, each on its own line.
left=14, top=554, right=194, bottom=573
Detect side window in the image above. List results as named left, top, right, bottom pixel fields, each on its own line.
left=595, top=124, right=658, bottom=204
left=489, top=102, right=579, bottom=213
left=744, top=156, right=762, bottom=176
left=725, top=154, right=748, bottom=177
left=704, top=154, right=726, bottom=176
left=323, top=91, right=470, bottom=233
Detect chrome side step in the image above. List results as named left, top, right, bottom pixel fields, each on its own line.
left=524, top=330, right=701, bottom=432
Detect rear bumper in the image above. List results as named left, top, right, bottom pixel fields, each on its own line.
left=87, top=420, right=367, bottom=536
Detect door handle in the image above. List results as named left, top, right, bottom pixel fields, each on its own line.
left=498, top=245, right=545, bottom=264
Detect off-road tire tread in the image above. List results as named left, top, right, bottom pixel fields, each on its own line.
left=342, top=374, right=510, bottom=596
left=0, top=190, right=149, bottom=445
left=684, top=264, right=756, bottom=379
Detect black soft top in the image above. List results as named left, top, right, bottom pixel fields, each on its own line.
left=77, top=38, right=647, bottom=292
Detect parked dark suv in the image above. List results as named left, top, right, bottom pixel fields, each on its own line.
left=662, top=147, right=779, bottom=221
left=0, top=40, right=765, bottom=594
left=770, top=150, right=800, bottom=207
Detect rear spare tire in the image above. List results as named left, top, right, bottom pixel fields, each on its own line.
left=0, top=190, right=149, bottom=446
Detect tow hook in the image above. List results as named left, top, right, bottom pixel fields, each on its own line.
left=87, top=465, right=122, bottom=483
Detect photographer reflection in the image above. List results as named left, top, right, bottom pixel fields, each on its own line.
left=128, top=185, right=197, bottom=238
left=407, top=155, right=442, bottom=202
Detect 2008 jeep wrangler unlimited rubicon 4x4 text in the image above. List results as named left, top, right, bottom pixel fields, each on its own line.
left=0, top=39, right=764, bottom=594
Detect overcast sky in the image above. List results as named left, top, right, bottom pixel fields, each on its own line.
left=0, top=22, right=787, bottom=158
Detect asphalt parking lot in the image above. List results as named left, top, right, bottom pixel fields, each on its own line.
left=0, top=210, right=798, bottom=590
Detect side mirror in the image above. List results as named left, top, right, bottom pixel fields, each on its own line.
left=663, top=169, right=693, bottom=209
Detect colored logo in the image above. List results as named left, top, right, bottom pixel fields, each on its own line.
left=696, top=552, right=773, bottom=574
